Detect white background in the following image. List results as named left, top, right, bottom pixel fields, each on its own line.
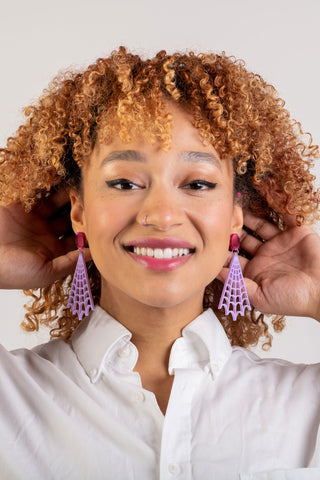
left=0, top=0, right=319, bottom=361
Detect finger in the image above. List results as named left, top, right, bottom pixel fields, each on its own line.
left=244, top=278, right=279, bottom=314
left=33, top=188, right=71, bottom=218
left=50, top=250, right=79, bottom=280
left=59, top=235, right=78, bottom=254
left=50, top=213, right=73, bottom=238
left=240, top=230, right=264, bottom=256
left=283, top=213, right=298, bottom=228
left=242, top=277, right=264, bottom=311
left=58, top=234, right=92, bottom=260
left=45, top=248, right=93, bottom=285
left=243, top=210, right=280, bottom=241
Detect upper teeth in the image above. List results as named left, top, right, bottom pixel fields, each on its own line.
left=133, top=247, right=191, bottom=258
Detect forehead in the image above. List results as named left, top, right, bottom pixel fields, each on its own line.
left=87, top=104, right=236, bottom=179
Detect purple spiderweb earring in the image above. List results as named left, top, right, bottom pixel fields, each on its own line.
left=67, top=232, right=95, bottom=321
left=218, top=233, right=251, bottom=321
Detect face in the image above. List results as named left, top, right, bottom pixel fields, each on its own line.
left=70, top=106, right=243, bottom=313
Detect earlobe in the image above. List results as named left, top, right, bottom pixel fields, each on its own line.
left=69, top=191, right=86, bottom=234
left=232, top=204, right=243, bottom=235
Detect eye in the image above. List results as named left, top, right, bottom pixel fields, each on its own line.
left=105, top=178, right=141, bottom=190
left=184, top=180, right=217, bottom=190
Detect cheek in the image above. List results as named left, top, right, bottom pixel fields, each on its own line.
left=198, top=206, right=234, bottom=279
left=83, top=197, right=135, bottom=247
left=198, top=200, right=235, bottom=242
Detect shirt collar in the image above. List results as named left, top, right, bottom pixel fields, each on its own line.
left=71, top=306, right=232, bottom=383
left=71, top=306, right=133, bottom=383
left=168, top=309, right=232, bottom=378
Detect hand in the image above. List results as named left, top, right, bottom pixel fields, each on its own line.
left=219, top=211, right=320, bottom=321
left=0, top=190, right=91, bottom=289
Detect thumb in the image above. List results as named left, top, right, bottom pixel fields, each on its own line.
left=49, top=248, right=92, bottom=284
left=244, top=277, right=261, bottom=308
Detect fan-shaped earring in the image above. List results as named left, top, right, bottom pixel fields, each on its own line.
left=218, top=233, right=251, bottom=321
left=67, top=232, right=95, bottom=321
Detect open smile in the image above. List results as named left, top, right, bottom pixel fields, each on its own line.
left=123, top=237, right=195, bottom=271
left=127, top=246, right=193, bottom=258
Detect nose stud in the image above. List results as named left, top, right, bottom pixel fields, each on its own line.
left=142, top=215, right=148, bottom=227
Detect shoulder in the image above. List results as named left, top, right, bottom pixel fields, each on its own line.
left=226, top=345, right=320, bottom=394
left=0, top=338, right=82, bottom=385
left=0, top=337, right=70, bottom=362
left=0, top=339, right=91, bottom=421
left=231, top=345, right=319, bottom=369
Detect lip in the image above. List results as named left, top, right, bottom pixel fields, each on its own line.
left=126, top=250, right=193, bottom=271
left=123, top=237, right=195, bottom=249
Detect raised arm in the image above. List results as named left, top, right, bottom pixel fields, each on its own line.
left=236, top=211, right=320, bottom=321
left=0, top=190, right=90, bottom=290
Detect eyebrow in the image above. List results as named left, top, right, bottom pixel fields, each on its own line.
left=180, top=151, right=221, bottom=170
left=100, top=150, right=147, bottom=166
left=100, top=149, right=221, bottom=170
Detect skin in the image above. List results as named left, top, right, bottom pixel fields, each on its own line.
left=70, top=106, right=243, bottom=413
left=239, top=212, right=320, bottom=321
left=0, top=109, right=320, bottom=415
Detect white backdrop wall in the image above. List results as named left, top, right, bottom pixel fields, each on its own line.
left=0, top=0, right=319, bottom=362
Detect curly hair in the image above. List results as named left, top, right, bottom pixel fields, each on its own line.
left=0, top=47, right=319, bottom=348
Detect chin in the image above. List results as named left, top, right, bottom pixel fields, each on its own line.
left=136, top=296, right=183, bottom=309
left=135, top=289, right=200, bottom=309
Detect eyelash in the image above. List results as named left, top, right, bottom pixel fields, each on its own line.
left=105, top=178, right=140, bottom=190
left=184, top=180, right=217, bottom=190
left=105, top=178, right=217, bottom=191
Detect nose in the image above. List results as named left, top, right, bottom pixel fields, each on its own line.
left=137, top=184, right=184, bottom=231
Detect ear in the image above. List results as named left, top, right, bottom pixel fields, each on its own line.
left=69, top=190, right=87, bottom=235
left=231, top=204, right=243, bottom=236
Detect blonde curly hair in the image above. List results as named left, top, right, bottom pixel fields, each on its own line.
left=0, top=46, right=319, bottom=348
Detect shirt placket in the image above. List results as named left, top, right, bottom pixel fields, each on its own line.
left=159, top=369, right=204, bottom=480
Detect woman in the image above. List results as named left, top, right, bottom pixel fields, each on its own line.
left=0, top=47, right=320, bottom=479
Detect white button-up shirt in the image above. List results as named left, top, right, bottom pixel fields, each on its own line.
left=1, top=306, right=320, bottom=479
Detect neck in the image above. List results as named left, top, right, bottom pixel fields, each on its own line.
left=99, top=283, right=205, bottom=415
left=99, top=283, right=204, bottom=376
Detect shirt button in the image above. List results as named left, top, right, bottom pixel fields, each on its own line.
left=117, top=345, right=132, bottom=358
left=212, top=363, right=220, bottom=373
left=133, top=390, right=145, bottom=403
left=89, top=367, right=98, bottom=378
left=168, top=463, right=180, bottom=476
